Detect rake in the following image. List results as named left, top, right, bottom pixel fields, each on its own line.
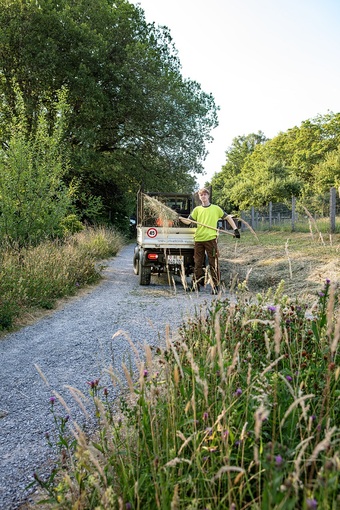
left=178, top=216, right=236, bottom=236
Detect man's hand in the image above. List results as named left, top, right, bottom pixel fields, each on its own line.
left=233, top=228, right=240, bottom=238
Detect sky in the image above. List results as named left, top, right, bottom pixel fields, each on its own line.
left=130, top=0, right=340, bottom=187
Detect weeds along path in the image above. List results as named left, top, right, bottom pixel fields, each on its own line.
left=0, top=243, right=219, bottom=509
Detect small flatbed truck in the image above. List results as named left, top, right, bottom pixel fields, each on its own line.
left=133, top=191, right=197, bottom=285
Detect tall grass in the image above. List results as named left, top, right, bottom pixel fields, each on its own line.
left=33, top=280, right=339, bottom=509
left=0, top=227, right=125, bottom=330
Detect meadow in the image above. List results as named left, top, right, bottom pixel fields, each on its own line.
left=24, top=228, right=339, bottom=510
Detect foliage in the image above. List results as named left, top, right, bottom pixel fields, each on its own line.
left=0, top=86, right=72, bottom=249
left=32, top=280, right=339, bottom=509
left=211, top=132, right=268, bottom=211
left=0, top=226, right=125, bottom=330
left=0, top=0, right=219, bottom=222
left=212, top=113, right=340, bottom=213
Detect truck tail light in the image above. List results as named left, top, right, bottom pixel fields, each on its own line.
left=147, top=253, right=158, bottom=260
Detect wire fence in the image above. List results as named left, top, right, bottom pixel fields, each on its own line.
left=224, top=188, right=340, bottom=233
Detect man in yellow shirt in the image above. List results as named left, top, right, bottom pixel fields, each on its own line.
left=188, top=187, right=240, bottom=294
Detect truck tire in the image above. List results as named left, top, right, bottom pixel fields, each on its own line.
left=133, top=248, right=139, bottom=275
left=139, top=251, right=151, bottom=285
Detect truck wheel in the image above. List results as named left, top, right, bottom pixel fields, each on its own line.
left=133, top=248, right=139, bottom=275
left=139, top=253, right=151, bottom=285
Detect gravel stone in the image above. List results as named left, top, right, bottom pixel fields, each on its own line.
left=0, top=244, right=219, bottom=509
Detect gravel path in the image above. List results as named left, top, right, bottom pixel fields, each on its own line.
left=0, top=244, right=218, bottom=509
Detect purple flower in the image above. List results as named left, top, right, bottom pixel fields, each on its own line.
left=275, top=454, right=283, bottom=466
left=143, top=369, right=148, bottom=378
left=234, top=388, right=242, bottom=397
left=103, top=387, right=108, bottom=396
left=267, top=305, right=276, bottom=312
left=306, top=498, right=317, bottom=509
left=286, top=375, right=293, bottom=382
left=203, top=412, right=209, bottom=421
left=125, top=503, right=132, bottom=510
left=318, top=292, right=325, bottom=297
left=49, top=396, right=56, bottom=405
left=87, top=379, right=99, bottom=389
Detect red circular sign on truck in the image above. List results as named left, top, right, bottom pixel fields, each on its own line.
left=146, top=227, right=158, bottom=238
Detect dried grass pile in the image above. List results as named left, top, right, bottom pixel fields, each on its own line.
left=142, top=193, right=181, bottom=227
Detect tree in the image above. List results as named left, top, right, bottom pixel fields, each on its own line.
left=0, top=0, right=218, bottom=227
left=0, top=87, right=72, bottom=248
left=212, top=113, right=340, bottom=211
left=211, top=132, right=267, bottom=211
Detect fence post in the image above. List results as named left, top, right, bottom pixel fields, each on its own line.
left=269, top=201, right=272, bottom=228
left=251, top=206, right=255, bottom=229
left=330, top=187, right=336, bottom=233
left=291, top=196, right=296, bottom=232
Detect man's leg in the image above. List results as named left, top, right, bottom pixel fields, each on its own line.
left=194, top=242, right=206, bottom=287
left=205, top=239, right=220, bottom=288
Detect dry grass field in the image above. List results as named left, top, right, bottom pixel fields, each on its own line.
left=219, top=230, right=340, bottom=303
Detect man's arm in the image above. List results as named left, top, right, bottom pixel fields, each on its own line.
left=223, top=214, right=240, bottom=238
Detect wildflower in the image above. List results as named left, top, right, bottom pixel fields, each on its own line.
left=203, top=412, right=209, bottom=421
left=103, top=387, right=108, bottom=396
left=125, top=503, right=132, bottom=510
left=87, top=379, right=99, bottom=389
left=306, top=498, right=317, bottom=509
left=64, top=415, right=70, bottom=422
left=275, top=454, right=283, bottom=466
left=143, top=369, right=148, bottom=378
left=285, top=375, right=293, bottom=382
left=325, top=278, right=330, bottom=285
left=318, top=292, right=324, bottom=297
left=234, top=388, right=242, bottom=397
left=49, top=396, right=56, bottom=405
left=267, top=305, right=276, bottom=312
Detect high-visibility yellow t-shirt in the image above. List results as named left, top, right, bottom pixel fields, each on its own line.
left=190, top=204, right=226, bottom=242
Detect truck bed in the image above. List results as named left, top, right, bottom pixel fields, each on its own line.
left=136, top=226, right=195, bottom=249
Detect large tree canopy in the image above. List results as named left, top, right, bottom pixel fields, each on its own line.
left=211, top=113, right=340, bottom=213
left=0, top=0, right=218, bottom=227
left=211, top=132, right=267, bottom=211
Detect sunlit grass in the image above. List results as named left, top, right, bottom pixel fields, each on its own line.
left=0, top=226, right=125, bottom=331
left=33, top=279, right=339, bottom=510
